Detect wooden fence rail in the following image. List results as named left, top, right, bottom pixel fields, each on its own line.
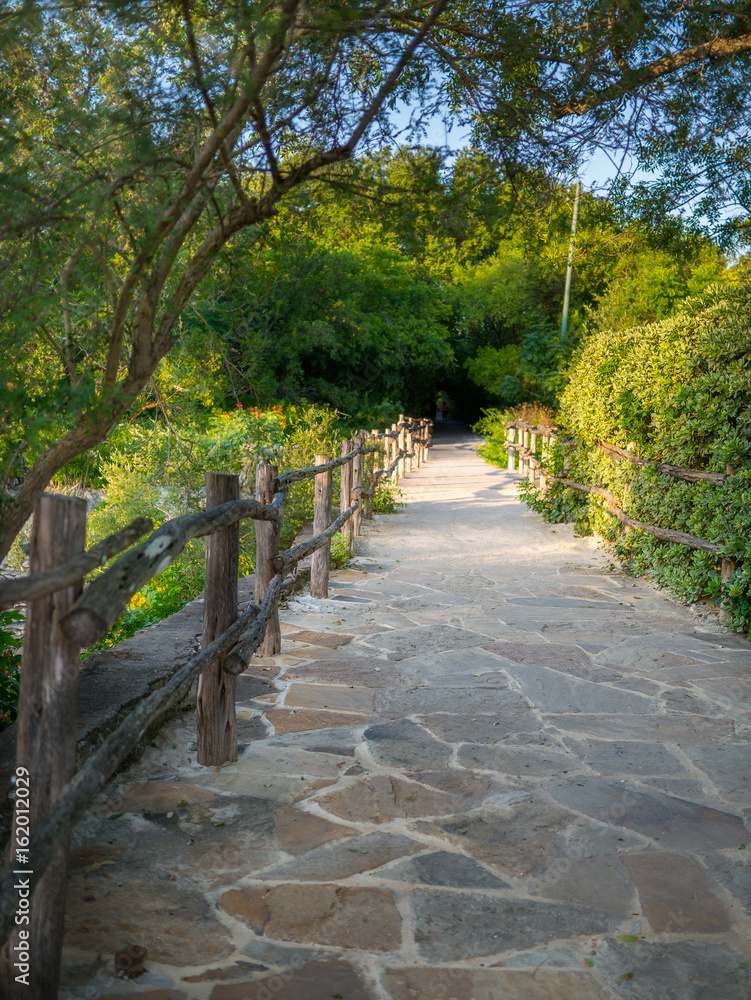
left=0, top=414, right=432, bottom=995
left=504, top=419, right=737, bottom=575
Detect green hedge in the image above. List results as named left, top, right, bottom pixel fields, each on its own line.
left=527, top=284, right=751, bottom=635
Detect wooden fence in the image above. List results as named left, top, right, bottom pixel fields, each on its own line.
left=0, top=414, right=431, bottom=997
left=505, top=419, right=738, bottom=582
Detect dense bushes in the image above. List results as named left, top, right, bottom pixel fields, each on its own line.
left=525, top=284, right=751, bottom=634
left=65, top=403, right=351, bottom=658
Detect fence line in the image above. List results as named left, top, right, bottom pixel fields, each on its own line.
left=504, top=419, right=736, bottom=574
left=0, top=413, right=432, bottom=992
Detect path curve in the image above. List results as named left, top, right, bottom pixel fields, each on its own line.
left=62, top=425, right=751, bottom=1000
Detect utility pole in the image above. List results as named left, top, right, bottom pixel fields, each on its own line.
left=561, top=179, right=581, bottom=343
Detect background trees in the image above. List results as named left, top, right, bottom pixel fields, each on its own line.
left=3, top=0, right=751, bottom=560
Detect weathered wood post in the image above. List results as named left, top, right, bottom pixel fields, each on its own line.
left=197, top=472, right=240, bottom=766
left=721, top=557, right=737, bottom=620
left=363, top=430, right=378, bottom=519
left=255, top=463, right=281, bottom=655
left=530, top=427, right=538, bottom=462
left=398, top=417, right=407, bottom=480
left=340, top=439, right=354, bottom=553
left=0, top=494, right=86, bottom=999
left=507, top=425, right=516, bottom=472
left=393, top=424, right=401, bottom=480
left=311, top=455, right=333, bottom=598
left=352, top=432, right=365, bottom=537
left=406, top=424, right=414, bottom=471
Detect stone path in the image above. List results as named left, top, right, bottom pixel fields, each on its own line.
left=61, top=426, right=751, bottom=999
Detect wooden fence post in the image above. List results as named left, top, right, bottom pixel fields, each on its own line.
left=0, top=494, right=86, bottom=999
left=311, top=455, right=333, bottom=598
left=364, top=430, right=378, bottom=519
left=255, top=463, right=281, bottom=655
left=197, top=472, right=240, bottom=767
left=721, top=557, right=737, bottom=620
left=507, top=426, right=516, bottom=471
left=352, top=433, right=364, bottom=537
left=340, top=439, right=354, bottom=553
left=398, top=417, right=406, bottom=480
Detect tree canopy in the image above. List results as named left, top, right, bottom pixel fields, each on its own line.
left=2, top=0, right=751, bottom=559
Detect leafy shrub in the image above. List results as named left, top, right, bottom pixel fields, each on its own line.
left=372, top=480, right=405, bottom=513
left=473, top=403, right=557, bottom=468
left=84, top=562, right=197, bottom=656
left=330, top=531, right=351, bottom=568
left=0, top=609, right=23, bottom=730
left=531, top=284, right=751, bottom=634
left=82, top=403, right=367, bottom=653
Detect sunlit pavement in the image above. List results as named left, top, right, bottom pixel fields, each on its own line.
left=61, top=423, right=751, bottom=999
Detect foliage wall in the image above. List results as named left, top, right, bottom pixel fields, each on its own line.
left=523, top=284, right=751, bottom=635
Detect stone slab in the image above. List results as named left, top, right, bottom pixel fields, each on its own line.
left=458, top=744, right=578, bottom=778
left=683, top=743, right=751, bottom=801
left=501, top=662, right=659, bottom=714
left=266, top=709, right=367, bottom=734
left=236, top=675, right=279, bottom=703
left=268, top=725, right=360, bottom=754
left=105, top=781, right=216, bottom=814
left=235, top=743, right=351, bottom=778
left=64, top=869, right=233, bottom=966
left=208, top=960, right=376, bottom=999
left=411, top=889, right=622, bottom=961
left=562, top=739, right=686, bottom=777
left=364, top=719, right=451, bottom=770
left=545, top=778, right=746, bottom=851
left=220, top=884, right=401, bottom=951
left=531, top=856, right=635, bottom=913
left=383, top=968, right=606, bottom=1000
left=376, top=851, right=509, bottom=889
left=481, top=640, right=621, bottom=682
left=374, top=686, right=529, bottom=716
left=273, top=806, right=353, bottom=854
left=621, top=852, right=731, bottom=932
left=420, top=710, right=544, bottom=744
left=594, top=939, right=750, bottom=999
left=546, top=714, right=743, bottom=744
left=255, top=831, right=422, bottom=880
left=283, top=629, right=354, bottom=647
left=420, top=798, right=577, bottom=878
left=422, top=669, right=513, bottom=688
left=702, top=853, right=751, bottom=915
left=505, top=596, right=627, bottom=609
left=284, top=682, right=374, bottom=713
left=187, top=769, right=334, bottom=801
left=284, top=658, right=401, bottom=687
left=364, top=624, right=490, bottom=660
left=317, top=773, right=486, bottom=823
left=388, top=567, right=444, bottom=584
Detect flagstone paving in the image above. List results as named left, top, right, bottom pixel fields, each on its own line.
left=60, top=425, right=751, bottom=999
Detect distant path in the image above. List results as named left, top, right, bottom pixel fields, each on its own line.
left=61, top=424, right=751, bottom=1000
